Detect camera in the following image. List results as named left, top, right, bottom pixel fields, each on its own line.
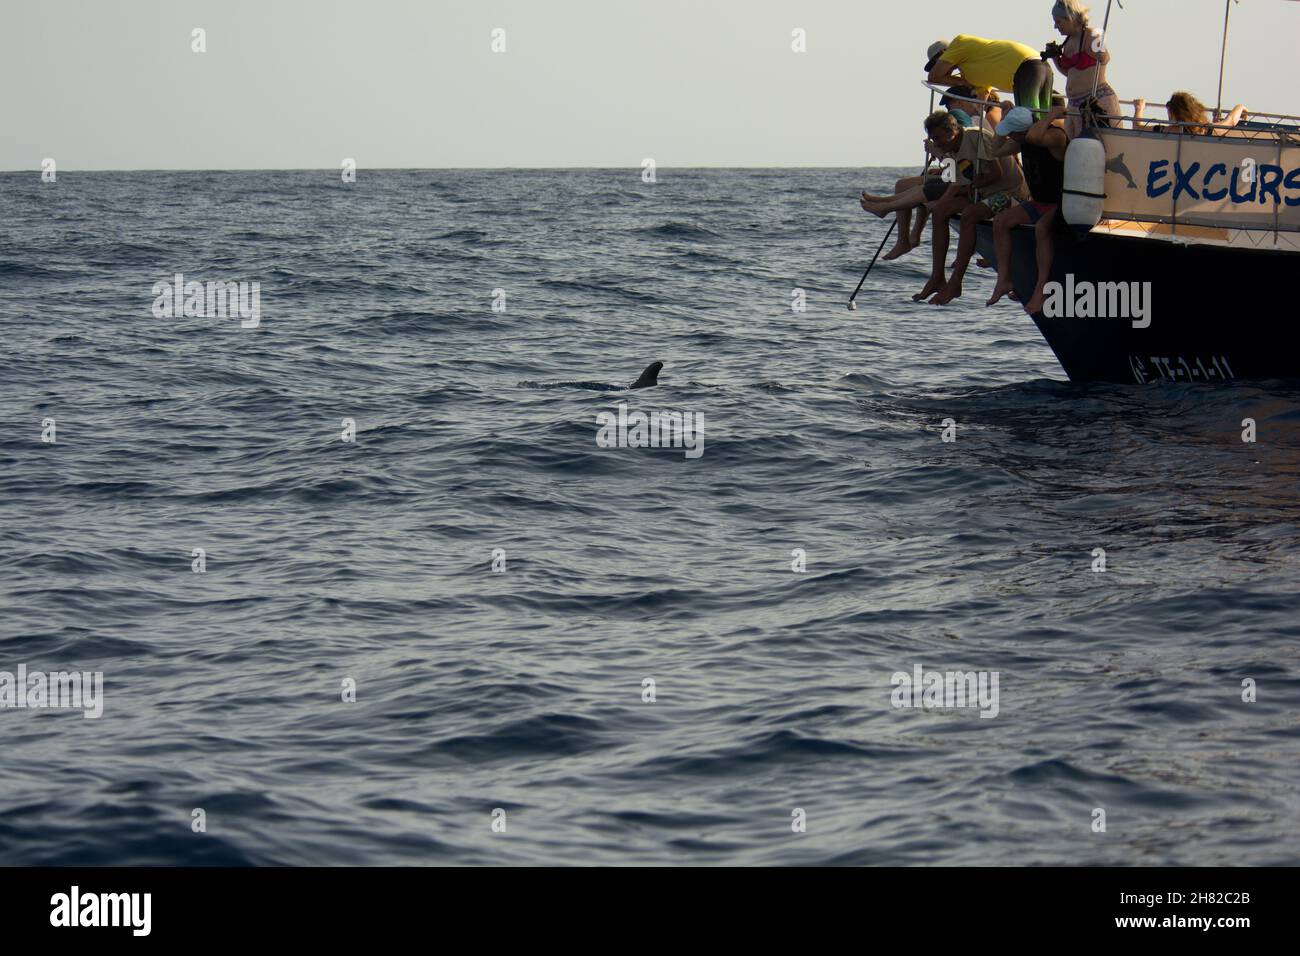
left=1040, top=41, right=1064, bottom=61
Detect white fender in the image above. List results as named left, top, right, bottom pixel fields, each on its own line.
left=1062, top=133, right=1107, bottom=231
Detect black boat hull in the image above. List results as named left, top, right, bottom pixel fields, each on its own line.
left=975, top=223, right=1300, bottom=384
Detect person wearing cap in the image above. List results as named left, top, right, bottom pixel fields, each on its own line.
left=935, top=85, right=982, bottom=130
left=859, top=109, right=972, bottom=268
left=984, top=105, right=1069, bottom=314
left=922, top=112, right=1031, bottom=305
left=940, top=85, right=978, bottom=128
left=864, top=110, right=1027, bottom=305
left=1046, top=0, right=1120, bottom=137
left=939, top=85, right=1005, bottom=132
left=856, top=85, right=1002, bottom=262
left=859, top=110, right=977, bottom=220
left=926, top=35, right=1055, bottom=117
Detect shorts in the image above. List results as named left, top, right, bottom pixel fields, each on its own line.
left=1067, top=84, right=1120, bottom=138
left=922, top=178, right=950, bottom=202
left=1022, top=200, right=1059, bottom=223
left=982, top=191, right=1016, bottom=215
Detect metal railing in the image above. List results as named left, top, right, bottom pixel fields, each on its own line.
left=917, top=81, right=1300, bottom=250
left=921, top=81, right=1300, bottom=143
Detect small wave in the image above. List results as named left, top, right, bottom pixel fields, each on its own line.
left=427, top=713, right=610, bottom=763
left=0, top=261, right=75, bottom=279
left=635, top=222, right=723, bottom=241
left=838, top=370, right=896, bottom=390
left=363, top=310, right=493, bottom=333
left=538, top=277, right=662, bottom=304
left=432, top=228, right=489, bottom=242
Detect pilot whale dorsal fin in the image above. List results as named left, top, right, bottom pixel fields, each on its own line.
left=629, top=361, right=664, bottom=390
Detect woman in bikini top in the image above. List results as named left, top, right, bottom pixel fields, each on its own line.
left=1049, top=2, right=1110, bottom=102
left=1057, top=46, right=1097, bottom=72
left=1048, top=1, right=1120, bottom=137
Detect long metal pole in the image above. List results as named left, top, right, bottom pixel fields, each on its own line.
left=1216, top=0, right=1233, bottom=121
left=1090, top=0, right=1116, bottom=100
left=848, top=90, right=936, bottom=311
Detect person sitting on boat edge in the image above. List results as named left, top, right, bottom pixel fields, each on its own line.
left=1133, top=92, right=1249, bottom=136
left=857, top=111, right=972, bottom=223
left=926, top=35, right=1055, bottom=118
left=984, top=105, right=1069, bottom=315
left=908, top=111, right=1029, bottom=305
left=857, top=109, right=961, bottom=261
left=1045, top=0, right=1121, bottom=138
left=857, top=86, right=1001, bottom=262
left=859, top=167, right=940, bottom=263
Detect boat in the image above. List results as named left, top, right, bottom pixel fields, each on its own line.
left=934, top=1, right=1300, bottom=384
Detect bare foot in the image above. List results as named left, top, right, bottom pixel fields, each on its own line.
left=882, top=241, right=915, bottom=261
left=1024, top=293, right=1046, bottom=315
left=986, top=279, right=1015, bottom=306
left=930, top=281, right=962, bottom=305
left=912, top=276, right=944, bottom=302
left=860, top=198, right=888, bottom=217
left=861, top=190, right=892, bottom=203
left=975, top=258, right=992, bottom=269
left=1008, top=291, right=1021, bottom=303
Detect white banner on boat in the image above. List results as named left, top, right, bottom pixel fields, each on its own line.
left=1095, top=128, right=1300, bottom=249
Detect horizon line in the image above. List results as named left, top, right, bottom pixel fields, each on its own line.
left=0, top=164, right=914, bottom=174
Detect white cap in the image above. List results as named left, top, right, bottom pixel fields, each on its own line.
left=925, top=40, right=950, bottom=70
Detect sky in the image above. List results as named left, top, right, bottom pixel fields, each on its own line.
left=3, top=0, right=1297, bottom=169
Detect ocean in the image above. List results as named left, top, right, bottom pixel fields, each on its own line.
left=1, top=168, right=1298, bottom=866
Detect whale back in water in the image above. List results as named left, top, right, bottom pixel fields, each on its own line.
left=519, top=361, right=665, bottom=391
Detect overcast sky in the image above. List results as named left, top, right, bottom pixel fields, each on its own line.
left=4, top=0, right=1296, bottom=169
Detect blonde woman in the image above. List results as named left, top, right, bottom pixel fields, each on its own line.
left=1046, top=1, right=1120, bottom=137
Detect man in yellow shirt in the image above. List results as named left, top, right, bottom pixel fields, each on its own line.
left=926, top=35, right=1054, bottom=117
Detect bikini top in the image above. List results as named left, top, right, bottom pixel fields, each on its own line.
left=1058, top=33, right=1099, bottom=71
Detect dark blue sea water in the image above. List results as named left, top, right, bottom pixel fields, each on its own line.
left=2, top=169, right=1298, bottom=866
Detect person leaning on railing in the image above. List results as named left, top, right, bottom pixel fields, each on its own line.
left=1132, top=92, right=1249, bottom=136
left=942, top=86, right=1007, bottom=132
left=941, top=85, right=979, bottom=129
left=1045, top=0, right=1120, bottom=138
left=926, top=35, right=1055, bottom=118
